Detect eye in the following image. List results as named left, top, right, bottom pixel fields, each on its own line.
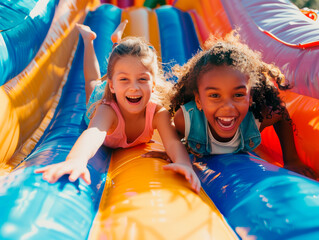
left=209, top=93, right=220, bottom=98
left=234, top=93, right=245, bottom=98
left=119, top=77, right=128, bottom=81
left=139, top=77, right=149, bottom=81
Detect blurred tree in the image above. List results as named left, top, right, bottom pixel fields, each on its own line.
left=290, top=0, right=319, bottom=9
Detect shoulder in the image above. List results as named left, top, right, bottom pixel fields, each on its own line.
left=154, top=103, right=166, bottom=114
left=153, top=104, right=171, bottom=128
left=89, top=102, right=117, bottom=128
left=153, top=104, right=169, bottom=119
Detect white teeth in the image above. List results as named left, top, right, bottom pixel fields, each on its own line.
left=127, top=96, right=141, bottom=99
left=217, top=117, right=236, bottom=129
left=218, top=117, right=235, bottom=122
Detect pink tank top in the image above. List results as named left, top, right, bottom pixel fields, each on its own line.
left=102, top=100, right=156, bottom=148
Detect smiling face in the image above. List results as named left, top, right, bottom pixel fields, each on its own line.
left=109, top=55, right=155, bottom=116
left=195, top=65, right=251, bottom=142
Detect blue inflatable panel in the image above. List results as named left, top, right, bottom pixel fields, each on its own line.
left=156, top=5, right=200, bottom=79
left=194, top=153, right=319, bottom=239
left=0, top=5, right=122, bottom=240
left=0, top=0, right=59, bottom=86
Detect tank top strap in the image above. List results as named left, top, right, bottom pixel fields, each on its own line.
left=145, top=101, right=157, bottom=132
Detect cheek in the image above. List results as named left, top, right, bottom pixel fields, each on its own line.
left=238, top=99, right=250, bottom=115
left=202, top=101, right=217, bottom=116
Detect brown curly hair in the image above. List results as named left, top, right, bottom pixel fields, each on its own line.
left=169, top=32, right=291, bottom=122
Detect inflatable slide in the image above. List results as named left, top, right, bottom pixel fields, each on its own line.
left=1, top=0, right=319, bottom=239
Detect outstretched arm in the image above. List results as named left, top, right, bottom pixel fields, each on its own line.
left=35, top=104, right=116, bottom=184
left=260, top=109, right=318, bottom=179
left=153, top=107, right=201, bottom=193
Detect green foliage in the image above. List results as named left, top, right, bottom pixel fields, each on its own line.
left=290, top=0, right=319, bottom=10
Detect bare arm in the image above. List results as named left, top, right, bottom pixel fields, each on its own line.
left=142, top=108, right=185, bottom=161
left=154, top=107, right=200, bottom=193
left=260, top=109, right=318, bottom=179
left=174, top=108, right=186, bottom=139
left=66, top=104, right=114, bottom=162
left=35, top=104, right=116, bottom=183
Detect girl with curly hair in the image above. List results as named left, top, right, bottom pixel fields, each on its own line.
left=168, top=32, right=317, bottom=179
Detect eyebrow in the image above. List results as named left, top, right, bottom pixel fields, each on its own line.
left=234, top=85, right=247, bottom=90
left=205, top=85, right=247, bottom=91
left=117, top=71, right=131, bottom=75
left=116, top=72, right=151, bottom=76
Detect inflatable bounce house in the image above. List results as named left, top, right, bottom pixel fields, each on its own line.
left=1, top=0, right=319, bottom=239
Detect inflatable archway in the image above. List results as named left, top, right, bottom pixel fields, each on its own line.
left=1, top=0, right=319, bottom=239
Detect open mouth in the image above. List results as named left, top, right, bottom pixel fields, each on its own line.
left=216, top=117, right=236, bottom=130
left=126, top=96, right=142, bottom=103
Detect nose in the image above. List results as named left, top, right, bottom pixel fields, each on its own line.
left=221, top=98, right=236, bottom=112
left=129, top=80, right=139, bottom=91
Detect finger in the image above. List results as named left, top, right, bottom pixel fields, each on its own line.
left=193, top=182, right=200, bottom=194
left=50, top=166, right=73, bottom=183
left=69, top=169, right=82, bottom=182
left=163, top=164, right=181, bottom=172
left=164, top=164, right=191, bottom=181
left=142, top=152, right=160, bottom=158
left=196, top=184, right=201, bottom=194
left=184, top=170, right=191, bottom=181
left=42, top=166, right=61, bottom=183
left=142, top=151, right=169, bottom=160
left=44, top=165, right=70, bottom=183
left=34, top=166, right=50, bottom=173
left=190, top=173, right=197, bottom=191
left=189, top=173, right=200, bottom=194
left=195, top=179, right=201, bottom=193
left=81, top=169, right=91, bottom=185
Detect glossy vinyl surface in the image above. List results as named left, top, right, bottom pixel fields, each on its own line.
left=0, top=0, right=59, bottom=85
left=194, top=153, right=319, bottom=239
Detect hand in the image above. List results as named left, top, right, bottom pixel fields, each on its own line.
left=163, top=163, right=201, bottom=193
left=284, top=162, right=318, bottom=180
left=142, top=151, right=172, bottom=162
left=34, top=160, right=91, bottom=184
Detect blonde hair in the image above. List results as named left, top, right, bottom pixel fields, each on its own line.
left=89, top=37, right=172, bottom=119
